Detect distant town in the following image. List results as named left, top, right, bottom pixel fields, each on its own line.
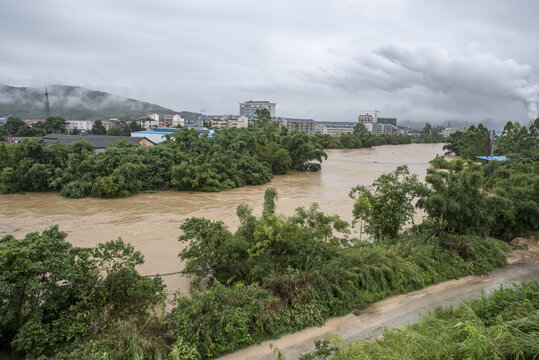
left=0, top=98, right=465, bottom=146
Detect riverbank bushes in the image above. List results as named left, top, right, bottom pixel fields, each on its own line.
left=0, top=227, right=166, bottom=359
left=422, top=156, right=539, bottom=241
left=168, top=190, right=508, bottom=358
left=301, top=281, right=539, bottom=360
left=168, top=236, right=507, bottom=358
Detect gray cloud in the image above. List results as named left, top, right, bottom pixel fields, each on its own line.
left=0, top=0, right=538, bottom=127
left=308, top=43, right=539, bottom=122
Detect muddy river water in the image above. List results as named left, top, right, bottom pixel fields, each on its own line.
left=0, top=143, right=444, bottom=294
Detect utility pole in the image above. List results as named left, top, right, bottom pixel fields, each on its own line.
left=44, top=87, right=50, bottom=118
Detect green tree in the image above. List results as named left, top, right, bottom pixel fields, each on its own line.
left=43, top=116, right=68, bottom=134
left=256, top=142, right=292, bottom=174
left=263, top=187, right=278, bottom=215
left=254, top=108, right=272, bottom=126
left=178, top=217, right=245, bottom=283
left=443, top=124, right=489, bottom=159
left=417, top=160, right=494, bottom=236
left=349, top=165, right=425, bottom=241
left=92, top=120, right=107, bottom=135
left=0, top=226, right=164, bottom=357
left=5, top=117, right=28, bottom=136
left=421, top=123, right=432, bottom=135
left=494, top=121, right=538, bottom=160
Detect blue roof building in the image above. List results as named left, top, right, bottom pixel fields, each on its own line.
left=476, top=156, right=509, bottom=162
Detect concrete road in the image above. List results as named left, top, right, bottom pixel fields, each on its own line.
left=217, top=262, right=539, bottom=360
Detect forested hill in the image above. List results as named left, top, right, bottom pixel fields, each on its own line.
left=0, top=84, right=201, bottom=121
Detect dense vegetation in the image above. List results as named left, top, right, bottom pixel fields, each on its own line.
left=301, top=281, right=539, bottom=360
left=421, top=157, right=539, bottom=241
left=443, top=119, right=538, bottom=160
left=0, top=110, right=327, bottom=197
left=0, top=226, right=167, bottom=359
left=168, top=194, right=507, bottom=359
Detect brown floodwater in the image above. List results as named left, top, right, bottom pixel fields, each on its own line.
left=0, top=143, right=444, bottom=294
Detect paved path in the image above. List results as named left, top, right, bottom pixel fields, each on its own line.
left=218, top=262, right=539, bottom=360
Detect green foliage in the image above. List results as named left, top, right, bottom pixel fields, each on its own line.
left=421, top=151, right=538, bottom=241
left=1, top=117, right=43, bottom=137
left=483, top=161, right=539, bottom=240
left=350, top=165, right=426, bottom=241
left=443, top=124, right=490, bottom=159
left=172, top=189, right=507, bottom=359
left=418, top=160, right=495, bottom=236
left=1, top=123, right=328, bottom=197
left=43, top=116, right=68, bottom=134
left=0, top=226, right=165, bottom=358
left=91, top=120, right=107, bottom=135
left=263, top=187, right=278, bottom=215
left=494, top=121, right=539, bottom=160
left=415, top=123, right=446, bottom=143
left=301, top=282, right=539, bottom=360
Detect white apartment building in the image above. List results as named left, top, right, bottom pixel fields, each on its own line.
left=139, top=113, right=159, bottom=129
left=442, top=127, right=458, bottom=137
left=363, top=122, right=394, bottom=136
left=163, top=114, right=184, bottom=127
left=66, top=120, right=94, bottom=132
left=240, top=100, right=276, bottom=117
left=315, top=124, right=354, bottom=137
left=199, top=115, right=246, bottom=129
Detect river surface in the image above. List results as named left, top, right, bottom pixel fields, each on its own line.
left=0, top=143, right=444, bottom=294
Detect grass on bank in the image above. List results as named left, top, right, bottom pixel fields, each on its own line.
left=300, top=281, right=539, bottom=360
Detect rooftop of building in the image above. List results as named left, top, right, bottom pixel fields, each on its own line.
left=476, top=156, right=509, bottom=162
left=240, top=100, right=274, bottom=104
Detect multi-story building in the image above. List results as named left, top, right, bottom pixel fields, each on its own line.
left=377, top=117, right=397, bottom=125
left=441, top=127, right=458, bottom=137
left=239, top=100, right=276, bottom=117
left=66, top=120, right=94, bottom=132
left=363, top=122, right=394, bottom=136
left=199, top=115, right=246, bottom=129
left=278, top=117, right=315, bottom=135
left=358, top=114, right=375, bottom=123
left=163, top=114, right=184, bottom=127
left=315, top=121, right=356, bottom=137
left=139, top=113, right=159, bottom=129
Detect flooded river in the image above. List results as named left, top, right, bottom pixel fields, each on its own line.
left=0, top=143, right=444, bottom=294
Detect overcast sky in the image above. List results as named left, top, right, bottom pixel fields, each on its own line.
left=1, top=0, right=538, bottom=127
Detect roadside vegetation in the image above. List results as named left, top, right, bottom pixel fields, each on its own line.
left=300, top=281, right=539, bottom=360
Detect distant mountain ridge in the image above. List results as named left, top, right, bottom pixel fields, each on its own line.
left=0, top=84, right=201, bottom=121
